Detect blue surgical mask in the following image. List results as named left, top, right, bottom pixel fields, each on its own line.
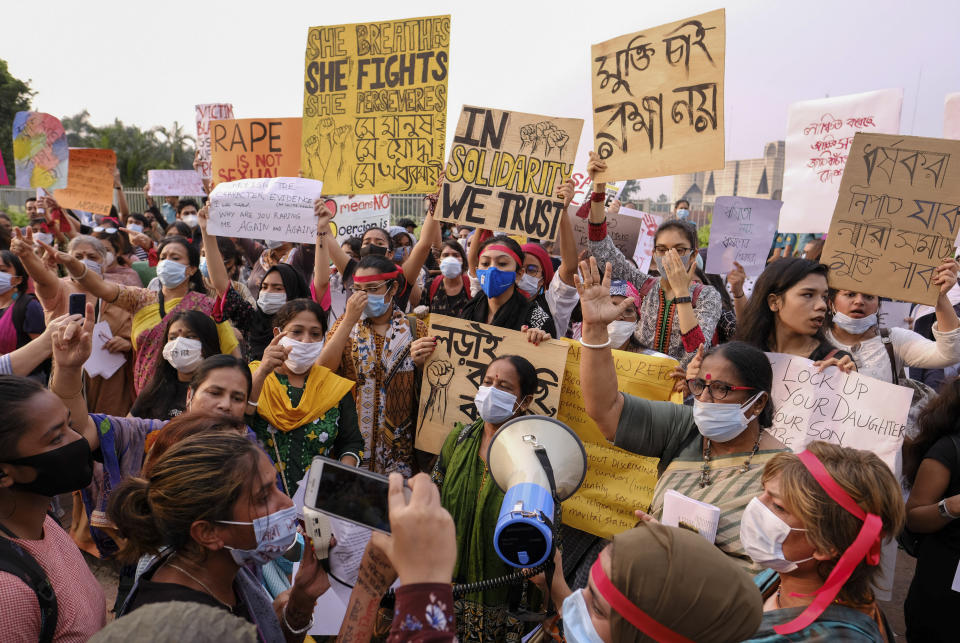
left=561, top=589, right=605, bottom=643
left=218, top=505, right=299, bottom=567
left=677, top=208, right=690, bottom=220
left=832, top=311, right=877, bottom=335
left=199, top=257, right=209, bottom=279
left=156, top=259, right=188, bottom=287
left=0, top=272, right=13, bottom=295
left=474, top=385, right=519, bottom=424
left=364, top=292, right=391, bottom=318
left=477, top=266, right=516, bottom=298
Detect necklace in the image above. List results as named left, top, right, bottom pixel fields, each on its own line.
left=166, top=561, right=234, bottom=610
left=699, top=431, right=762, bottom=488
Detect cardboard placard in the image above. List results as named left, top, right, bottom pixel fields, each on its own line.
left=440, top=106, right=583, bottom=241
left=53, top=148, right=116, bottom=215
left=301, top=15, right=450, bottom=194
left=415, top=315, right=570, bottom=454
left=207, top=177, right=324, bottom=244
left=705, top=196, right=782, bottom=277
left=324, top=194, right=392, bottom=242
left=945, top=93, right=960, bottom=140
left=196, top=103, right=235, bottom=180
left=821, top=133, right=960, bottom=306
left=779, top=89, right=903, bottom=233
left=12, top=111, right=69, bottom=190
left=591, top=9, right=725, bottom=182
left=147, top=170, right=206, bottom=196
left=210, top=117, right=302, bottom=185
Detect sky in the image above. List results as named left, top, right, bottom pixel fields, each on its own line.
left=5, top=0, right=959, bottom=199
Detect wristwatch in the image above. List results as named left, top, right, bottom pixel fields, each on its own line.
left=938, top=498, right=958, bottom=520
left=673, top=296, right=692, bottom=305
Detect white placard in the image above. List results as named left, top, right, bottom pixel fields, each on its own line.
left=779, top=89, right=903, bottom=233
left=326, top=194, right=392, bottom=243
left=208, top=177, right=323, bottom=243
left=705, top=196, right=782, bottom=277
left=765, top=352, right=911, bottom=470
left=83, top=322, right=126, bottom=379
left=631, top=211, right=662, bottom=274
left=146, top=170, right=206, bottom=196
left=877, top=301, right=913, bottom=331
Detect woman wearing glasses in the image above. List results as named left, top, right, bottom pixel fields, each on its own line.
left=93, top=223, right=144, bottom=287
left=578, top=257, right=786, bottom=574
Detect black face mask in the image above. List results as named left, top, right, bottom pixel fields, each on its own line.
left=360, top=244, right=388, bottom=257
left=4, top=437, right=94, bottom=497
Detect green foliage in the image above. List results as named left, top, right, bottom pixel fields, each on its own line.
left=0, top=59, right=35, bottom=185
left=697, top=221, right=711, bottom=247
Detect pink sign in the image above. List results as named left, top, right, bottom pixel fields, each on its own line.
left=945, top=93, right=960, bottom=140
left=0, top=149, right=8, bottom=186
left=195, top=103, right=234, bottom=180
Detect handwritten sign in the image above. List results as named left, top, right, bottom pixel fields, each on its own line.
left=440, top=106, right=582, bottom=241
left=207, top=177, right=324, bottom=244
left=779, top=89, right=903, bottom=233
left=326, top=194, right=391, bottom=242
left=765, top=353, right=909, bottom=469
left=821, top=133, right=960, bottom=306
left=210, top=117, right=301, bottom=186
left=301, top=15, right=450, bottom=194
left=53, top=149, right=116, bottom=215
left=569, top=203, right=648, bottom=258
left=415, top=315, right=570, bottom=454
left=632, top=211, right=662, bottom=273
left=877, top=300, right=913, bottom=331
left=12, top=111, right=69, bottom=190
left=147, top=170, right=206, bottom=196
left=196, top=103, right=235, bottom=180
left=705, top=196, right=781, bottom=277
left=591, top=9, right=725, bottom=182
left=945, top=93, right=960, bottom=140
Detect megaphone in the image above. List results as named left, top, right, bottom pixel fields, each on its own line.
left=487, top=416, right=587, bottom=568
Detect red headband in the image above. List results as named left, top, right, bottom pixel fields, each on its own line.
left=482, top=244, right=523, bottom=267
left=774, top=450, right=884, bottom=635
left=590, top=559, right=694, bottom=643
left=353, top=268, right=401, bottom=283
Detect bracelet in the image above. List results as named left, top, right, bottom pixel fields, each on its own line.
left=340, top=451, right=362, bottom=466
left=579, top=337, right=612, bottom=349
left=69, top=263, right=89, bottom=282
left=246, top=399, right=258, bottom=407
left=673, top=296, right=692, bottom=305
left=938, top=498, right=959, bottom=520
left=282, top=602, right=314, bottom=635
left=590, top=191, right=605, bottom=202
left=732, top=292, right=745, bottom=299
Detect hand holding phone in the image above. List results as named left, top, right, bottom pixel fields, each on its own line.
left=304, top=456, right=408, bottom=534
left=68, top=293, right=86, bottom=317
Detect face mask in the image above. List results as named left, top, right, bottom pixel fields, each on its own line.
left=518, top=273, right=541, bottom=296
left=561, top=589, right=605, bottom=643
left=692, top=391, right=763, bottom=443
left=653, top=251, right=691, bottom=277
left=162, top=337, right=204, bottom=373
left=607, top=320, right=636, bottom=347
left=265, top=239, right=286, bottom=250
left=34, top=232, right=54, bottom=245
left=833, top=311, right=877, bottom=335
left=393, top=247, right=410, bottom=262
left=219, top=505, right=299, bottom=566
left=439, top=257, right=462, bottom=279
left=127, top=223, right=144, bottom=234
left=82, top=258, right=103, bottom=276
left=477, top=266, right=517, bottom=298
left=279, top=336, right=325, bottom=374
left=364, top=292, right=392, bottom=318
left=105, top=251, right=115, bottom=267
left=156, top=259, right=189, bottom=287
left=676, top=208, right=690, bottom=219
left=4, top=436, right=94, bottom=497
left=360, top=244, right=387, bottom=257
left=181, top=214, right=199, bottom=228
left=199, top=257, right=209, bottom=279
left=0, top=272, right=12, bottom=295
left=258, top=291, right=287, bottom=315
left=739, top=497, right=812, bottom=573
left=474, top=385, right=519, bottom=424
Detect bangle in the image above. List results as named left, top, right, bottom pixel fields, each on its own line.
left=733, top=292, right=745, bottom=299
left=246, top=399, right=258, bottom=407
left=340, top=451, right=362, bottom=466
left=282, top=602, right=314, bottom=634
left=69, top=263, right=89, bottom=281
left=938, top=498, right=959, bottom=520
left=579, top=337, right=612, bottom=349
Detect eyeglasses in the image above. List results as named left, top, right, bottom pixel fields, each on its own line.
left=653, top=247, right=692, bottom=257
left=93, top=226, right=118, bottom=234
left=351, top=281, right=389, bottom=294
left=687, top=378, right=756, bottom=400
left=523, top=265, right=541, bottom=275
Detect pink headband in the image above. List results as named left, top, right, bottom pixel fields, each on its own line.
left=774, top=450, right=884, bottom=635
left=483, top=244, right=523, bottom=267
left=590, top=559, right=694, bottom=643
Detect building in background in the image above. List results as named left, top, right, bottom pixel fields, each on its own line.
left=673, top=141, right=785, bottom=212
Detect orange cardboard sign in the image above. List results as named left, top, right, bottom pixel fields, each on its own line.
left=210, top=118, right=302, bottom=186
left=53, top=148, right=116, bottom=215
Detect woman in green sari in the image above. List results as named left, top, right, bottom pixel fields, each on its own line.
left=431, top=354, right=539, bottom=643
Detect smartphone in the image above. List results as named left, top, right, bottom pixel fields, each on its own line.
left=68, top=293, right=86, bottom=317
left=303, top=456, right=407, bottom=534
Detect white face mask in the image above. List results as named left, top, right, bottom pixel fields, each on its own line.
left=218, top=505, right=299, bottom=566
left=518, top=273, right=541, bottom=295
left=279, top=336, right=325, bottom=374
left=739, top=497, right=812, bottom=573
left=162, top=337, right=203, bottom=373
left=104, top=251, right=115, bottom=267
left=258, top=291, right=287, bottom=315
left=81, top=258, right=103, bottom=276
left=34, top=232, right=54, bottom=246
left=127, top=223, right=144, bottom=234
left=439, top=256, right=462, bottom=279
left=474, top=385, right=519, bottom=425
left=833, top=311, right=877, bottom=335
left=0, top=272, right=14, bottom=295
left=181, top=214, right=199, bottom=228
left=561, top=589, right=605, bottom=643
left=692, top=391, right=763, bottom=443
left=607, top=320, right=636, bottom=348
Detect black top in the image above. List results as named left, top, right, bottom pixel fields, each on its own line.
left=808, top=341, right=853, bottom=362
left=461, top=288, right=557, bottom=337
left=922, top=435, right=960, bottom=542
left=126, top=578, right=253, bottom=624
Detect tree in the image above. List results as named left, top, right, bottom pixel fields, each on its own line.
left=657, top=193, right=669, bottom=203
left=618, top=180, right=642, bottom=204
left=0, top=59, right=35, bottom=185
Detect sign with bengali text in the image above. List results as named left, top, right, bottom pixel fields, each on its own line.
left=705, top=196, right=781, bottom=277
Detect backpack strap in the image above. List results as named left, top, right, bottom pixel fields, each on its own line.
left=691, top=283, right=703, bottom=307
left=0, top=537, right=57, bottom=643
left=879, top=327, right=900, bottom=385
left=428, top=275, right=443, bottom=301
left=638, top=277, right=658, bottom=299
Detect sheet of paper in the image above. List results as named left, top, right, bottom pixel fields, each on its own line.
left=705, top=196, right=781, bottom=277
left=328, top=516, right=372, bottom=585
left=147, top=170, right=206, bottom=196
left=877, top=301, right=913, bottom=330
left=83, top=322, right=126, bottom=379
left=952, top=559, right=960, bottom=593
left=207, top=177, right=324, bottom=244
left=632, top=212, right=662, bottom=274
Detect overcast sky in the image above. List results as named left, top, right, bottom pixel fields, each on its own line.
left=6, top=0, right=958, bottom=198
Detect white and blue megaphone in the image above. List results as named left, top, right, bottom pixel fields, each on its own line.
left=487, top=416, right=587, bottom=568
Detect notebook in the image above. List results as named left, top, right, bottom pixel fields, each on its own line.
left=660, top=489, right=721, bottom=544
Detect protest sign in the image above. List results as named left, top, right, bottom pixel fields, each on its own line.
left=779, top=89, right=903, bottom=233
left=207, top=177, right=324, bottom=244
left=196, top=103, right=235, bottom=180
left=591, top=9, right=725, bottom=182
left=705, top=196, right=781, bottom=277
left=301, top=15, right=450, bottom=194
left=820, top=133, right=960, bottom=306
left=632, top=211, right=662, bottom=273
left=877, top=300, right=913, bottom=331
left=210, top=117, right=302, bottom=185
left=570, top=175, right=622, bottom=207
left=325, top=193, right=391, bottom=242
left=147, top=170, right=206, bottom=196
left=13, top=111, right=69, bottom=190
left=569, top=204, right=647, bottom=258
left=439, top=106, right=583, bottom=241
left=0, top=150, right=8, bottom=186
left=945, top=93, right=960, bottom=140
left=415, top=315, right=570, bottom=454
left=53, top=149, right=116, bottom=215
left=765, top=353, right=910, bottom=469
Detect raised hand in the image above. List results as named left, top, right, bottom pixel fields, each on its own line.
left=52, top=302, right=95, bottom=369
left=659, top=248, right=694, bottom=299
left=605, top=198, right=621, bottom=216
left=556, top=178, right=575, bottom=209
left=586, top=150, right=607, bottom=182
left=9, top=227, right=35, bottom=258
left=259, top=332, right=291, bottom=374
left=410, top=335, right=438, bottom=367
left=575, top=256, right=632, bottom=325
left=343, top=291, right=368, bottom=324
left=727, top=261, right=747, bottom=298
left=196, top=204, right=210, bottom=234
left=933, top=257, right=960, bottom=297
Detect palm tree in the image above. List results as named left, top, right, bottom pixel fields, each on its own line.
left=156, top=121, right=196, bottom=168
